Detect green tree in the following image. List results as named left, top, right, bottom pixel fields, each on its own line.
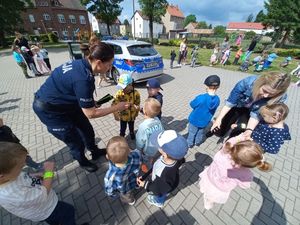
left=123, top=19, right=129, bottom=26
left=213, top=25, right=226, bottom=37
left=208, top=24, right=212, bottom=29
left=244, top=31, right=256, bottom=40
left=246, top=13, right=254, bottom=22
left=255, top=10, right=265, bottom=22
left=81, top=0, right=123, bottom=36
left=263, top=0, right=300, bottom=47
left=0, top=0, right=32, bottom=47
left=183, top=14, right=197, bottom=28
left=138, top=0, right=168, bottom=44
left=196, top=21, right=208, bottom=29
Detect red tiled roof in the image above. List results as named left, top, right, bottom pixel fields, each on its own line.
left=228, top=22, right=265, bottom=30
left=167, top=5, right=184, bottom=18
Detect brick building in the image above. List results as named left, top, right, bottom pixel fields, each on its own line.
left=20, top=0, right=90, bottom=40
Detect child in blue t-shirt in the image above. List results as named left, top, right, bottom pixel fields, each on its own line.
left=187, top=75, right=221, bottom=148
left=12, top=46, right=30, bottom=79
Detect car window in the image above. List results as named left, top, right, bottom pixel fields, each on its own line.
left=109, top=44, right=123, bottom=55
left=127, top=45, right=158, bottom=56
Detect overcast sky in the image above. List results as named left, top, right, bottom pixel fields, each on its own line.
left=119, top=0, right=265, bottom=26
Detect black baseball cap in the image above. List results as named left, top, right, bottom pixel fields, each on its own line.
left=204, top=75, right=220, bottom=87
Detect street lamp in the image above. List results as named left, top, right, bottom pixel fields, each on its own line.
left=133, top=0, right=135, bottom=39
left=41, top=19, right=48, bottom=34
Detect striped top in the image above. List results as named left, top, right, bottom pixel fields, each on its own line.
left=0, top=172, right=58, bottom=222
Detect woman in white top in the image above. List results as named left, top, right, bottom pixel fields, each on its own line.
left=178, top=37, right=187, bottom=65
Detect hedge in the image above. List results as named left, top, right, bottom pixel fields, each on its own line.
left=137, top=38, right=159, bottom=44
left=274, top=48, right=300, bottom=58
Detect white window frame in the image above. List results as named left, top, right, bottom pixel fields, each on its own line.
left=69, top=15, right=76, bottom=24
left=29, top=14, right=35, bottom=23
left=79, top=15, right=86, bottom=24
left=43, top=13, right=51, bottom=21
left=57, top=14, right=66, bottom=23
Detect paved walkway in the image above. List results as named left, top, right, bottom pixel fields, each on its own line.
left=0, top=51, right=299, bottom=225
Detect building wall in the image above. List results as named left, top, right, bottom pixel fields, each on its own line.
left=21, top=1, right=90, bottom=40
left=226, top=28, right=274, bottom=35
left=98, top=22, right=120, bottom=36
left=161, top=12, right=184, bottom=35
left=185, top=23, right=195, bottom=33
left=161, top=12, right=171, bottom=34
left=131, top=13, right=162, bottom=38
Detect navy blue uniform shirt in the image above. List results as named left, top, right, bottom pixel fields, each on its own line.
left=35, top=59, right=95, bottom=108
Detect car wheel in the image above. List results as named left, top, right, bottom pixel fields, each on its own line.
left=111, top=68, right=120, bottom=84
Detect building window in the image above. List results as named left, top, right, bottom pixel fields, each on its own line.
left=43, top=13, right=51, bottom=21
left=29, top=14, right=35, bottom=23
left=40, top=1, right=49, bottom=6
left=54, top=1, right=59, bottom=6
left=57, top=14, right=66, bottom=23
left=69, top=15, right=76, bottom=24
left=79, top=15, right=86, bottom=24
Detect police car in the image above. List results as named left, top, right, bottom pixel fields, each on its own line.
left=102, top=40, right=164, bottom=83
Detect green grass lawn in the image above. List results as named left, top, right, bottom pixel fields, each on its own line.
left=155, top=45, right=299, bottom=83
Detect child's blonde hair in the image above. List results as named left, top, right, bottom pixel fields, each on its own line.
left=144, top=98, right=161, bottom=118
left=0, top=142, right=28, bottom=174
left=225, top=140, right=272, bottom=171
left=252, top=72, right=290, bottom=103
left=106, top=136, right=130, bottom=164
left=260, top=103, right=289, bottom=123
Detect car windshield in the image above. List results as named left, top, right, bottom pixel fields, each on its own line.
left=127, top=45, right=158, bottom=56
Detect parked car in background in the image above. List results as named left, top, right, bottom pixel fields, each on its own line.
left=102, top=40, right=164, bottom=83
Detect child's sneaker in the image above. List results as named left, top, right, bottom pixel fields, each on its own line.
left=128, top=198, right=136, bottom=206
left=147, top=195, right=163, bottom=208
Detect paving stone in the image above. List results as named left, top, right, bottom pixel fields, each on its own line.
left=1, top=52, right=299, bottom=225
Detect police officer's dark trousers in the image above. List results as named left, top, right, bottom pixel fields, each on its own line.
left=33, top=99, right=97, bottom=165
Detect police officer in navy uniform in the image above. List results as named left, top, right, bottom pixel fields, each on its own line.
left=33, top=43, right=129, bottom=172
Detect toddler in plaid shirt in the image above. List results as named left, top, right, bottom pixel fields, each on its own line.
left=104, top=136, right=142, bottom=205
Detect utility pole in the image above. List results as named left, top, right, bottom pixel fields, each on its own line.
left=133, top=0, right=135, bottom=39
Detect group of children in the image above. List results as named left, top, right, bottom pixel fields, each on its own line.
left=0, top=72, right=292, bottom=224
left=12, top=43, right=51, bottom=79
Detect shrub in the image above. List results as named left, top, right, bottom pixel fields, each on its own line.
left=198, top=40, right=214, bottom=49
left=159, top=42, right=170, bottom=46
left=244, top=31, right=256, bottom=40
left=274, top=48, right=300, bottom=58
left=48, top=33, right=58, bottom=43
left=29, top=35, right=40, bottom=42
left=169, top=39, right=181, bottom=46
left=40, top=34, right=49, bottom=42
left=137, top=38, right=158, bottom=44
left=5, top=36, right=16, bottom=45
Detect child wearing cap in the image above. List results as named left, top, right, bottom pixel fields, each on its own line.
left=112, top=74, right=141, bottom=139
left=137, top=130, right=188, bottom=208
left=146, top=78, right=163, bottom=120
left=104, top=136, right=142, bottom=205
left=187, top=75, right=221, bottom=148
left=136, top=98, right=164, bottom=172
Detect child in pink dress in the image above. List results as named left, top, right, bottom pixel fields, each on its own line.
left=198, top=134, right=271, bottom=210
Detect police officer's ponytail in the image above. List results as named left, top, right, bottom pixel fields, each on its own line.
left=88, top=42, right=114, bottom=62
